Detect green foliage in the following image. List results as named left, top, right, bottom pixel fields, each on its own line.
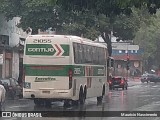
left=134, top=9, right=160, bottom=65
left=0, top=0, right=156, bottom=57
left=0, top=0, right=22, bottom=20
left=113, top=13, right=140, bottom=40
left=0, top=0, right=140, bottom=41
left=54, top=0, right=160, bottom=15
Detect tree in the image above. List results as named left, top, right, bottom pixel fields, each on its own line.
left=134, top=9, right=160, bottom=70
left=54, top=0, right=160, bottom=15
left=0, top=0, right=144, bottom=56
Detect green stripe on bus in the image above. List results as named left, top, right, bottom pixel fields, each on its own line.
left=61, top=45, right=69, bottom=56
left=25, top=65, right=71, bottom=76
left=24, top=65, right=106, bottom=76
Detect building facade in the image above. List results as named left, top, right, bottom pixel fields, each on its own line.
left=0, top=15, right=28, bottom=79
left=112, top=42, right=143, bottom=80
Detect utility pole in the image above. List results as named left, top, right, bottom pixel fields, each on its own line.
left=126, top=44, right=130, bottom=81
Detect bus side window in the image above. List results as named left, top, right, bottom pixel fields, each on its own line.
left=73, top=43, right=79, bottom=64
left=92, top=46, right=97, bottom=64
left=78, top=43, right=83, bottom=63
left=86, top=45, right=92, bottom=63
left=83, top=44, right=88, bottom=63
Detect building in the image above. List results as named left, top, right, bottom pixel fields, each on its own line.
left=0, top=14, right=28, bottom=79
left=96, top=36, right=143, bottom=80
left=112, top=42, right=143, bottom=80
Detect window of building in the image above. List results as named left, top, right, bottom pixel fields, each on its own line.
left=0, top=35, right=9, bottom=45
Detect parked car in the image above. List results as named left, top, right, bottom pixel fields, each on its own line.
left=0, top=80, right=6, bottom=111
left=141, top=74, right=160, bottom=83
left=109, top=76, right=128, bottom=90
left=149, top=74, right=160, bottom=83
left=1, top=78, right=22, bottom=99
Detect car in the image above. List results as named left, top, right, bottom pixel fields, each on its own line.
left=141, top=74, right=160, bottom=83
left=141, top=74, right=150, bottom=83
left=0, top=80, right=6, bottom=111
left=109, top=76, right=128, bottom=90
left=149, top=74, right=160, bottom=83
left=1, top=78, right=22, bottom=99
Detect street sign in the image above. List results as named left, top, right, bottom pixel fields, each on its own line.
left=112, top=45, right=139, bottom=50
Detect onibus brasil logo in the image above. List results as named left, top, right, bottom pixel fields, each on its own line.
left=26, top=44, right=69, bottom=56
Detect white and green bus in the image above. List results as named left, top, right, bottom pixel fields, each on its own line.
left=23, top=35, right=109, bottom=106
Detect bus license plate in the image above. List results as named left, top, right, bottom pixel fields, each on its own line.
left=42, top=91, right=50, bottom=94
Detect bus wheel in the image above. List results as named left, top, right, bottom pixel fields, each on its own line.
left=84, top=86, right=87, bottom=99
left=72, top=100, right=79, bottom=106
left=79, top=87, right=85, bottom=105
left=97, top=96, right=103, bottom=103
left=34, top=99, right=43, bottom=106
left=97, top=86, right=105, bottom=103
left=102, top=85, right=105, bottom=96
left=63, top=100, right=71, bottom=107
left=45, top=100, right=51, bottom=107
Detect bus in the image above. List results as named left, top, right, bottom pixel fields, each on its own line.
left=23, top=35, right=109, bottom=106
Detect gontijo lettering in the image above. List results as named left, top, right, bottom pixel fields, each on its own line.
left=28, top=48, right=54, bottom=52
left=25, top=44, right=69, bottom=56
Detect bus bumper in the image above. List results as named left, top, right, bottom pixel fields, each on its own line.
left=23, top=89, right=73, bottom=100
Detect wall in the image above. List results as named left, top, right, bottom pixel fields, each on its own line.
left=0, top=14, right=28, bottom=79
left=111, top=43, right=143, bottom=80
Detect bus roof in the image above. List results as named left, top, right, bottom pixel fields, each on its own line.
left=27, top=35, right=107, bottom=48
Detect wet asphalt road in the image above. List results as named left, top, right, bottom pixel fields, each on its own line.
left=2, top=81, right=160, bottom=120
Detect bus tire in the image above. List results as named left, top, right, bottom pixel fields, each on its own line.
left=84, top=86, right=87, bottom=99
left=102, top=85, right=105, bottom=96
left=97, top=96, right=103, bottom=103
left=79, top=87, right=85, bottom=105
left=72, top=100, right=79, bottom=106
left=64, top=100, right=71, bottom=107
left=34, top=99, right=43, bottom=106
left=45, top=100, right=51, bottom=107
left=97, top=86, right=105, bottom=103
